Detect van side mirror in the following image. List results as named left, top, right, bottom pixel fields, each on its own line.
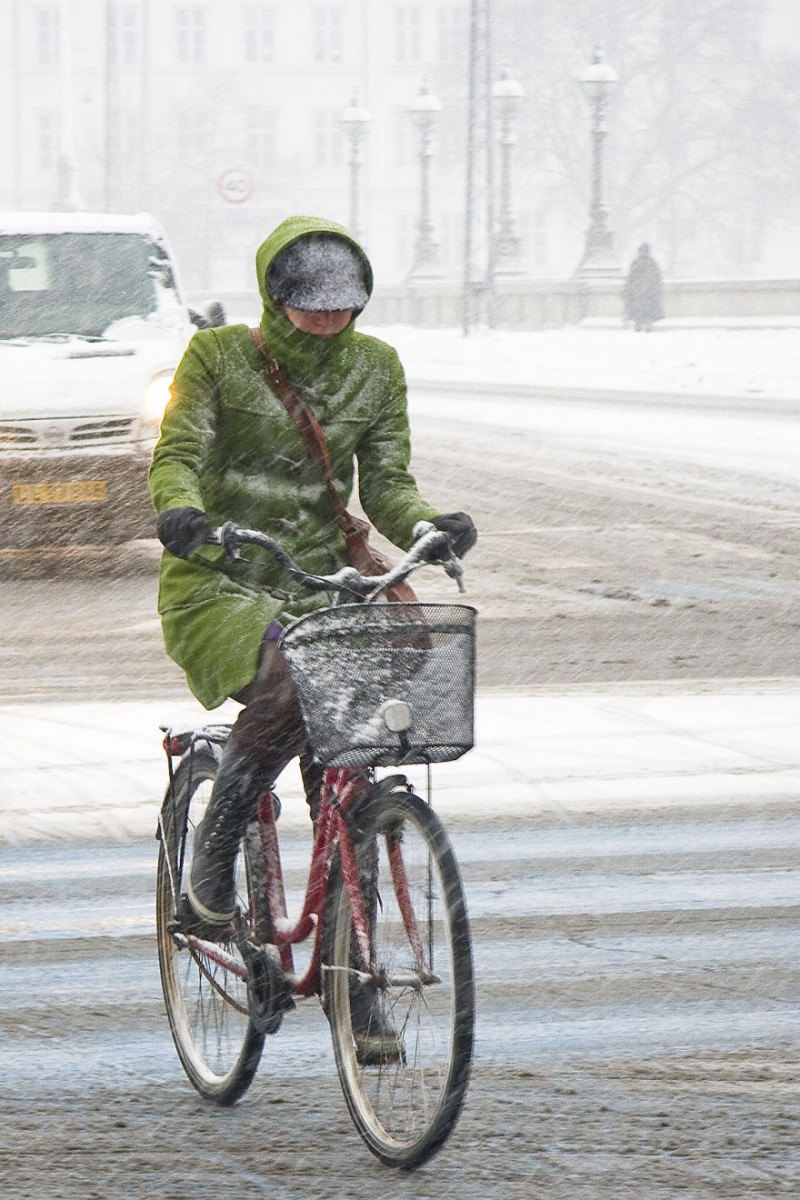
left=189, top=299, right=227, bottom=329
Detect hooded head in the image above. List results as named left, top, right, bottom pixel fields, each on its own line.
left=267, top=233, right=370, bottom=313
left=254, top=216, right=374, bottom=378
left=257, top=216, right=372, bottom=312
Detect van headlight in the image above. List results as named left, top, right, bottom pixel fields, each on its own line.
left=139, top=371, right=174, bottom=440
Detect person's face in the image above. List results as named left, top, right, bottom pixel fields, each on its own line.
left=284, top=307, right=353, bottom=338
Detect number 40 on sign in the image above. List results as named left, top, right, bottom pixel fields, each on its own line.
left=218, top=168, right=253, bottom=204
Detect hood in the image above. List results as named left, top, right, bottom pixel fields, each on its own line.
left=255, top=215, right=373, bottom=310
left=254, top=216, right=374, bottom=385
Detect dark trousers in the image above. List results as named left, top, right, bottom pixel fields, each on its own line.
left=229, top=623, right=324, bottom=819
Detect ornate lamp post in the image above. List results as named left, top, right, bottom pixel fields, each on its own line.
left=408, top=81, right=443, bottom=278
left=491, top=65, right=526, bottom=274
left=340, top=90, right=371, bottom=242
left=576, top=45, right=620, bottom=278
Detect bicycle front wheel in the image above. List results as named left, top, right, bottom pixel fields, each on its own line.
left=156, top=747, right=266, bottom=1104
left=323, top=788, right=474, bottom=1169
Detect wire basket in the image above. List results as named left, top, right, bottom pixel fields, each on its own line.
left=280, top=603, right=477, bottom=767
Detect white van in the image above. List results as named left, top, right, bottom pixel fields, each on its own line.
left=0, top=211, right=222, bottom=547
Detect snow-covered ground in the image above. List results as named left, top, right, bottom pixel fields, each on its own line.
left=3, top=321, right=800, bottom=842
left=3, top=689, right=800, bottom=843
left=364, top=322, right=800, bottom=400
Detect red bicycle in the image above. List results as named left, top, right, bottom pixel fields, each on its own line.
left=155, top=523, right=476, bottom=1168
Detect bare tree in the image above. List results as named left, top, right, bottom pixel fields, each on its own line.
left=494, top=0, right=796, bottom=277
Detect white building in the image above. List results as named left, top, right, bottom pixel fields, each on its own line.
left=2, top=2, right=794, bottom=299
left=0, top=0, right=477, bottom=291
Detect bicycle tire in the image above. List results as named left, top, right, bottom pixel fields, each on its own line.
left=323, top=788, right=474, bottom=1168
left=156, top=747, right=267, bottom=1104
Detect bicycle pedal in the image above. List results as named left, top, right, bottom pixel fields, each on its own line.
left=175, top=892, right=237, bottom=942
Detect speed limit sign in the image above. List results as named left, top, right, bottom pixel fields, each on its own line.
left=218, top=167, right=253, bottom=204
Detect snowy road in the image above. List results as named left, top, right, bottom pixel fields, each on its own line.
left=2, top=691, right=800, bottom=1196
left=409, top=381, right=800, bottom=491
left=3, top=331, right=800, bottom=1195
left=2, top=794, right=799, bottom=1198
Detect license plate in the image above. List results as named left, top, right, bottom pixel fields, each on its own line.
left=11, top=480, right=108, bottom=506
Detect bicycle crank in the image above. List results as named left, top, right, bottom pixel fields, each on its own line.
left=237, top=933, right=294, bottom=1035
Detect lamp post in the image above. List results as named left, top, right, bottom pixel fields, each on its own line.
left=408, top=81, right=443, bottom=278
left=490, top=64, right=525, bottom=274
left=340, top=90, right=371, bottom=242
left=576, top=45, right=620, bottom=278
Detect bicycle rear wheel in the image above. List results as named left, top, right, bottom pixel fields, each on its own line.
left=323, top=788, right=474, bottom=1168
left=156, top=747, right=266, bottom=1104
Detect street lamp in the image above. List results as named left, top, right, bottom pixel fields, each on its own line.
left=408, top=81, right=443, bottom=278
left=490, top=65, right=526, bottom=274
left=576, top=44, right=620, bottom=277
left=340, top=90, right=371, bottom=242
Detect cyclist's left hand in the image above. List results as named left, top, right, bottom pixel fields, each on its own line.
left=431, top=512, right=477, bottom=558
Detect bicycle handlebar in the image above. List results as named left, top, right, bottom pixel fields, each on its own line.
left=205, top=520, right=465, bottom=601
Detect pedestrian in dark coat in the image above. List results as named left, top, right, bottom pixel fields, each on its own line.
left=623, top=243, right=664, bottom=331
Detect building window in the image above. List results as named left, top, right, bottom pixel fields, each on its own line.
left=244, top=5, right=275, bottom=62
left=313, top=5, right=344, bottom=64
left=313, top=110, right=343, bottom=168
left=175, top=108, right=209, bottom=163
left=396, top=109, right=413, bottom=167
left=118, top=4, right=142, bottom=65
left=437, top=6, right=466, bottom=64
left=177, top=7, right=206, bottom=64
left=396, top=212, right=413, bottom=269
left=437, top=113, right=459, bottom=167
left=37, top=110, right=60, bottom=170
left=36, top=4, right=60, bottom=65
left=117, top=108, right=144, bottom=177
left=394, top=6, right=422, bottom=65
left=246, top=107, right=278, bottom=169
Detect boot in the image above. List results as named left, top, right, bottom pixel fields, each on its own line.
left=351, top=840, right=403, bottom=1065
left=322, top=839, right=403, bottom=1065
left=349, top=977, right=404, bottom=1066
left=183, top=741, right=264, bottom=936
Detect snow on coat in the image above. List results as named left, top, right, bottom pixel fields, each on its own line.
left=149, top=215, right=439, bottom=709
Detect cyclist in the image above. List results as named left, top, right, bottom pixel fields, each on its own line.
left=149, top=215, right=476, bottom=951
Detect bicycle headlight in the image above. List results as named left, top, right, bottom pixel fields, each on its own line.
left=381, top=699, right=413, bottom=733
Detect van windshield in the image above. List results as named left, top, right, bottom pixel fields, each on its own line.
left=0, top=232, right=176, bottom=339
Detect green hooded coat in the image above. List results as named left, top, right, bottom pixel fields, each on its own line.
left=149, top=216, right=439, bottom=710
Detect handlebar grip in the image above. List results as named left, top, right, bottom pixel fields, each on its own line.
left=411, top=520, right=436, bottom=541
left=212, top=522, right=243, bottom=562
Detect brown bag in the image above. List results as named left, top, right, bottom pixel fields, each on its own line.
left=250, top=328, right=418, bottom=604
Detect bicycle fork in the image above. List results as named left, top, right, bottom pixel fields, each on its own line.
left=336, top=783, right=440, bottom=989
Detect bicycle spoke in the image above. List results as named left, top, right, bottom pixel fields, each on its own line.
left=324, top=789, right=474, bottom=1168
left=156, top=750, right=267, bottom=1103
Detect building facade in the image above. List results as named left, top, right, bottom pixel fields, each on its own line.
left=0, top=0, right=481, bottom=291
left=2, top=1, right=795, bottom=301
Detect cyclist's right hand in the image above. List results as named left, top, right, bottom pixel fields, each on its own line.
left=156, top=507, right=214, bottom=559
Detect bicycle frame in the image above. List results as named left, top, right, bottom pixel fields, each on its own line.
left=158, top=725, right=474, bottom=1166
left=255, top=766, right=370, bottom=996
left=180, top=766, right=415, bottom=997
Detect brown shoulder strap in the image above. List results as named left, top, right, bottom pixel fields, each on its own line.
left=249, top=326, right=359, bottom=535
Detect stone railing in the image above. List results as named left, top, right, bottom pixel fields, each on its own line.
left=193, top=276, right=800, bottom=331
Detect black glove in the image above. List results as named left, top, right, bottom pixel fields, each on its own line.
left=156, top=507, right=213, bottom=559
left=431, top=512, right=477, bottom=559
